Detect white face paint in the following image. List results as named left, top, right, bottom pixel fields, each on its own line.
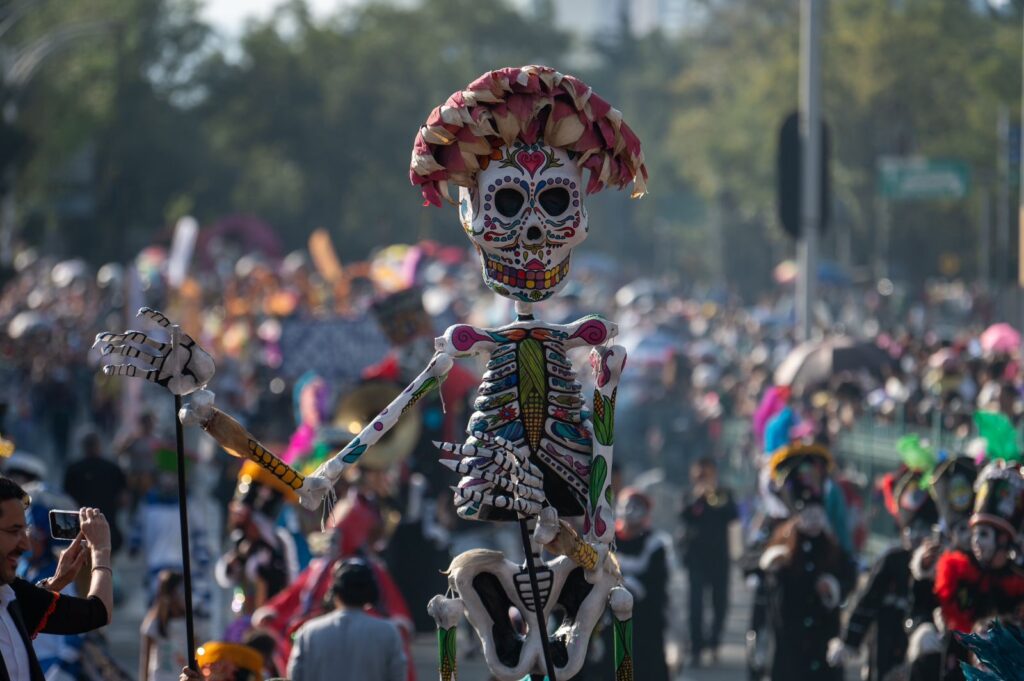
left=459, top=142, right=587, bottom=303
left=950, top=519, right=972, bottom=553
left=971, top=524, right=1000, bottom=566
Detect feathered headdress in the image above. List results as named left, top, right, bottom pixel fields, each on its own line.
left=753, top=385, right=790, bottom=448
left=764, top=407, right=799, bottom=457
left=878, top=436, right=938, bottom=526
left=958, top=623, right=1024, bottom=681
left=409, top=65, right=648, bottom=206
left=974, top=411, right=1022, bottom=463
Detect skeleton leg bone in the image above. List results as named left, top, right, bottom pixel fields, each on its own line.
left=586, top=345, right=626, bottom=545
left=428, top=595, right=463, bottom=681
left=609, top=587, right=635, bottom=681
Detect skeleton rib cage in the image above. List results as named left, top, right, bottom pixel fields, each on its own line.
left=439, top=315, right=615, bottom=526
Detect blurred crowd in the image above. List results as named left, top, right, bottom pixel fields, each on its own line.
left=0, top=229, right=1020, bottom=679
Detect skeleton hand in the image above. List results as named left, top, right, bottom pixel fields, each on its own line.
left=94, top=308, right=214, bottom=396
left=436, top=430, right=546, bottom=517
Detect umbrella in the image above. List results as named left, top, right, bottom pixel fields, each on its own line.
left=774, top=336, right=893, bottom=393
left=980, top=323, right=1020, bottom=355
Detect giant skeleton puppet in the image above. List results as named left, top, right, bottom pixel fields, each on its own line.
left=95, top=65, right=648, bottom=681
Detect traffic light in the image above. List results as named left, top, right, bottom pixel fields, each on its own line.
left=777, top=110, right=830, bottom=239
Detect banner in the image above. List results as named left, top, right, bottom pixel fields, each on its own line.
left=278, top=316, right=389, bottom=385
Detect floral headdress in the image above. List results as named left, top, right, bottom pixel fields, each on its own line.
left=410, top=65, right=648, bottom=206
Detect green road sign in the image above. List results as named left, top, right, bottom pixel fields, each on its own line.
left=877, top=157, right=970, bottom=200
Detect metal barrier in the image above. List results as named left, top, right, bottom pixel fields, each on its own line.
left=716, top=416, right=973, bottom=552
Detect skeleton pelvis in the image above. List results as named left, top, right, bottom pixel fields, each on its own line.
left=447, top=549, right=616, bottom=681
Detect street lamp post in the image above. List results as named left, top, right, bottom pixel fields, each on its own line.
left=796, top=0, right=822, bottom=341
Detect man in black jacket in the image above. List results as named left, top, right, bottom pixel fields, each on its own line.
left=827, top=466, right=939, bottom=681
left=680, top=457, right=738, bottom=667
left=0, top=476, right=112, bottom=681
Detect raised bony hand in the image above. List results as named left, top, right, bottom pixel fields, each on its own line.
left=93, top=307, right=215, bottom=396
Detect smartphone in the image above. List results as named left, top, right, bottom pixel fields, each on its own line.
left=48, top=510, right=81, bottom=541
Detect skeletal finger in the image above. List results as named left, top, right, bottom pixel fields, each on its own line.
left=503, top=480, right=545, bottom=502
left=453, top=487, right=542, bottom=515
left=440, top=456, right=543, bottom=489
left=470, top=432, right=543, bottom=479
left=434, top=441, right=492, bottom=459
left=100, top=344, right=163, bottom=367
left=440, top=441, right=543, bottom=484
left=472, top=430, right=530, bottom=463
left=138, top=307, right=172, bottom=328
left=440, top=459, right=544, bottom=497
left=93, top=331, right=168, bottom=353
left=102, top=363, right=159, bottom=383
left=437, top=440, right=514, bottom=474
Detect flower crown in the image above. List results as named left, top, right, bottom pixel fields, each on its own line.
left=410, top=65, right=648, bottom=207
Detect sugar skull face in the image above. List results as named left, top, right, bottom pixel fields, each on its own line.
left=459, top=142, right=587, bottom=303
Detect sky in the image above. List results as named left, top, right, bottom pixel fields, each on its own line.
left=201, top=0, right=354, bottom=35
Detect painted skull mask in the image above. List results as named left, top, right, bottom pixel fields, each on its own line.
left=459, top=142, right=587, bottom=303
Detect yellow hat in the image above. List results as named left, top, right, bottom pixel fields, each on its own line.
left=195, top=642, right=264, bottom=681
left=767, top=442, right=835, bottom=483
left=238, top=459, right=299, bottom=504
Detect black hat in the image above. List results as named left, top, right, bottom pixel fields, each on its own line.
left=891, top=470, right=939, bottom=529
left=971, top=461, right=1024, bottom=539
left=371, top=288, right=433, bottom=346
left=769, top=443, right=833, bottom=512
left=929, top=456, right=978, bottom=528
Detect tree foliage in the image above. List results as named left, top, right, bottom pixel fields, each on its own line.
left=6, top=0, right=1024, bottom=290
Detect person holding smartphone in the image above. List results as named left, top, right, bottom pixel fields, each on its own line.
left=0, top=476, right=113, bottom=681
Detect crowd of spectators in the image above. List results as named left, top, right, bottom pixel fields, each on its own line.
left=0, top=234, right=1016, bottom=676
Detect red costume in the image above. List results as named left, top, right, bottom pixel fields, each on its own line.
left=254, top=489, right=416, bottom=680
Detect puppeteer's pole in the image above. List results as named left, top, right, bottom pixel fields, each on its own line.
left=171, top=327, right=198, bottom=671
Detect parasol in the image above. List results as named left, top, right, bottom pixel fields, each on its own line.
left=980, top=323, right=1020, bottom=355
left=774, top=336, right=893, bottom=393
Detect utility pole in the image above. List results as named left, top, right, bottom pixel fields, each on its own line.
left=998, top=106, right=1011, bottom=317
left=1018, top=9, right=1024, bottom=324
left=796, top=0, right=821, bottom=341
left=980, top=189, right=991, bottom=286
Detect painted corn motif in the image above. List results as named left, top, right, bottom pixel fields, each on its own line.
left=613, top=618, right=634, bottom=681
left=438, top=626, right=457, bottom=681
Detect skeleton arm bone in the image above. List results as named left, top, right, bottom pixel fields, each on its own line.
left=179, top=390, right=306, bottom=492
left=534, top=345, right=624, bottom=576
left=298, top=352, right=455, bottom=508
